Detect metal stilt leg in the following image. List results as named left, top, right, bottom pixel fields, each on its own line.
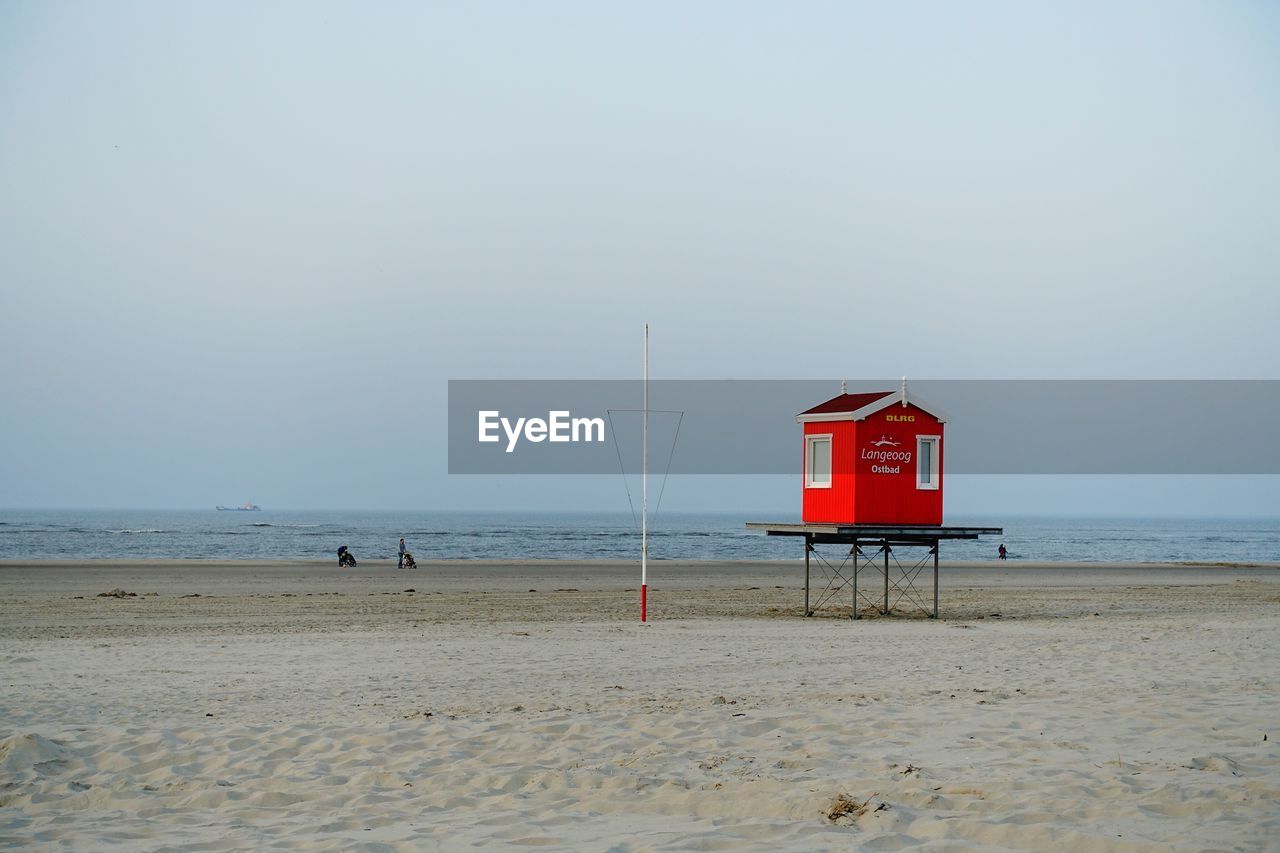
left=882, top=543, right=890, bottom=615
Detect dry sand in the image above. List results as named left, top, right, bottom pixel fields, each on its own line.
left=1, top=559, right=1278, bottom=850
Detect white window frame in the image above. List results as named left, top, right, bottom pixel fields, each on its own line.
left=916, top=435, right=940, bottom=490
left=804, top=434, right=833, bottom=489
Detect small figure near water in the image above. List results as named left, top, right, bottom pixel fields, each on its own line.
left=998, top=543, right=1007, bottom=560
left=337, top=545, right=357, bottom=568
left=398, top=537, right=408, bottom=569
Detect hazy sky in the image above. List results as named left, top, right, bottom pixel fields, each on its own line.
left=2, top=1, right=1278, bottom=513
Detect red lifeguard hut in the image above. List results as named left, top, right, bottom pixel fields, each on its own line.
left=748, top=380, right=1001, bottom=619
left=798, top=381, right=945, bottom=526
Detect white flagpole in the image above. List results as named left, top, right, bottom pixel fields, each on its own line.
left=641, top=323, right=648, bottom=622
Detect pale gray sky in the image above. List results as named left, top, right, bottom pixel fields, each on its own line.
left=2, top=1, right=1277, bottom=513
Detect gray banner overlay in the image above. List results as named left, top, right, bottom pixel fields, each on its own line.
left=448, top=380, right=1280, bottom=474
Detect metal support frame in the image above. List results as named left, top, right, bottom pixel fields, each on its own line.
left=763, top=523, right=1000, bottom=622
left=801, top=543, right=857, bottom=616
left=798, top=536, right=949, bottom=619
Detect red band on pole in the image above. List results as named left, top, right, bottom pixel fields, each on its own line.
left=641, top=584, right=647, bottom=622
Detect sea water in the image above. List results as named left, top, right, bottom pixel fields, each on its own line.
left=0, top=510, right=1277, bottom=563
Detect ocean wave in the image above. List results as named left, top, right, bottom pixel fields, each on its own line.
left=248, top=523, right=323, bottom=529
left=107, top=529, right=172, bottom=535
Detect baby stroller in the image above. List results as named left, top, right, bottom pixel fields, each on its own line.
left=337, top=545, right=357, bottom=568
left=401, top=551, right=417, bottom=569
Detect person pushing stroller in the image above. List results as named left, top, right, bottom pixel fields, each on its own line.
left=337, top=545, right=357, bottom=568
left=398, top=537, right=416, bottom=569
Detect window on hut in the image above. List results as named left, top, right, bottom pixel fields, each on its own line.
left=806, top=435, right=832, bottom=488
left=917, top=435, right=940, bottom=490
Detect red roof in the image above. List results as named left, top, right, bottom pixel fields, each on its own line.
left=799, top=391, right=894, bottom=416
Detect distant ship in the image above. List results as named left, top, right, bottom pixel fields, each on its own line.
left=216, top=502, right=261, bottom=511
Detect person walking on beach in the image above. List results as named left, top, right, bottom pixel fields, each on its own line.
left=398, top=537, right=408, bottom=569
left=998, top=543, right=1007, bottom=560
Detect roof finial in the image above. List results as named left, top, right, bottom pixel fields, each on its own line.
left=901, top=375, right=908, bottom=407
left=840, top=379, right=847, bottom=395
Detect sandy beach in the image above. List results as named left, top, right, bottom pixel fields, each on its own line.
left=2, top=559, right=1278, bottom=850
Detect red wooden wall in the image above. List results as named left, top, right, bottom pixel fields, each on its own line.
left=801, top=420, right=855, bottom=523
left=801, top=403, right=943, bottom=525
left=852, top=405, right=943, bottom=525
